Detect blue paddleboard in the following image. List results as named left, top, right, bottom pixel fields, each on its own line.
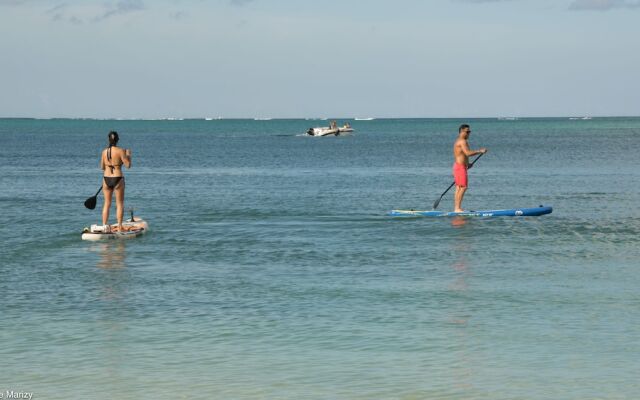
left=388, top=205, right=552, bottom=217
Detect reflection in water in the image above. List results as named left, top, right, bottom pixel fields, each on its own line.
left=450, top=262, right=469, bottom=293
left=449, top=217, right=472, bottom=293
left=92, top=241, right=127, bottom=270
left=451, top=216, right=468, bottom=228
left=87, top=240, right=130, bottom=383
left=88, top=241, right=129, bottom=304
left=448, top=224, right=474, bottom=392
left=90, top=240, right=130, bottom=301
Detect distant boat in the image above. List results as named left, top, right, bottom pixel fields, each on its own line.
left=354, top=117, right=374, bottom=121
left=498, top=117, right=518, bottom=121
left=254, top=117, right=272, bottom=121
left=307, top=124, right=354, bottom=137
left=569, top=116, right=592, bottom=120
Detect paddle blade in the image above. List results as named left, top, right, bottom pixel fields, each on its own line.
left=432, top=197, right=442, bottom=210
left=84, top=185, right=102, bottom=210
left=84, top=196, right=97, bottom=210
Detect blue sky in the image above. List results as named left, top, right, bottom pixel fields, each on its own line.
left=1, top=0, right=639, bottom=118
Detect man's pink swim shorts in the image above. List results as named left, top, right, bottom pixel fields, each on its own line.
left=453, top=162, right=468, bottom=187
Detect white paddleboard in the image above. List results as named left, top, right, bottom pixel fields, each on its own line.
left=81, top=218, right=149, bottom=241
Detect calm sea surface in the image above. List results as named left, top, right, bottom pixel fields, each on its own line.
left=1, top=118, right=639, bottom=399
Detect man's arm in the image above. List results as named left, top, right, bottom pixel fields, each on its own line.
left=461, top=141, right=486, bottom=157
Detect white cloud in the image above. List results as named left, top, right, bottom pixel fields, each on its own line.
left=0, top=0, right=36, bottom=5
left=41, top=1, right=146, bottom=23
left=94, top=0, right=145, bottom=21
left=170, top=10, right=187, bottom=20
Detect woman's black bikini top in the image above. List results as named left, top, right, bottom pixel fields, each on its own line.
left=106, top=145, right=123, bottom=174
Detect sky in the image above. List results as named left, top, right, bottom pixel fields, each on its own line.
left=1, top=0, right=639, bottom=118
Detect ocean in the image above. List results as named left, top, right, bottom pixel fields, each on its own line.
left=1, top=117, right=639, bottom=399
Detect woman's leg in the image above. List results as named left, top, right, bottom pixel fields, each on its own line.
left=115, top=179, right=126, bottom=231
left=102, top=181, right=113, bottom=226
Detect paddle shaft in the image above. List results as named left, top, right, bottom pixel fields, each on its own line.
left=432, top=152, right=484, bottom=210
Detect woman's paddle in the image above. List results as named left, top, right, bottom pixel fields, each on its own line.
left=84, top=186, right=102, bottom=210
left=432, top=152, right=484, bottom=210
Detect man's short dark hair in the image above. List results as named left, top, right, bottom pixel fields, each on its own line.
left=459, top=124, right=470, bottom=133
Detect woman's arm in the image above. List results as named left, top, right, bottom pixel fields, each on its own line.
left=100, top=150, right=105, bottom=170
left=123, top=148, right=132, bottom=168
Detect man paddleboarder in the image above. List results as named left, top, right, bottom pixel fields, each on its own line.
left=453, top=124, right=487, bottom=212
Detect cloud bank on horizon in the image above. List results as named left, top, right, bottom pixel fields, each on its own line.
left=456, top=0, right=640, bottom=10
left=570, top=0, right=640, bottom=9
left=230, top=0, right=256, bottom=6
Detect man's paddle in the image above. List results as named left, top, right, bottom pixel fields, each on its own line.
left=84, top=186, right=102, bottom=210
left=432, top=152, right=484, bottom=210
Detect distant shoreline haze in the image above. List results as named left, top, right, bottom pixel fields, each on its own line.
left=1, top=116, right=639, bottom=120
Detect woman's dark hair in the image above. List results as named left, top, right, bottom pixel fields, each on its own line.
left=108, top=131, right=119, bottom=146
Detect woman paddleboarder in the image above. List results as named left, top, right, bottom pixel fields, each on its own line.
left=100, top=131, right=132, bottom=232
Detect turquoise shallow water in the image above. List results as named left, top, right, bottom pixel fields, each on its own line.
left=1, top=118, right=639, bottom=399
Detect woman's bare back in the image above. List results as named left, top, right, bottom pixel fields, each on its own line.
left=101, top=146, right=131, bottom=177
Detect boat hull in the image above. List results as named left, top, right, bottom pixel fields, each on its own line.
left=307, top=127, right=353, bottom=136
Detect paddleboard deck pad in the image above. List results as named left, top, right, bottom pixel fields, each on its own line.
left=82, top=218, right=149, bottom=241
left=389, top=206, right=552, bottom=217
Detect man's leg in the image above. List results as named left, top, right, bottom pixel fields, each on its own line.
left=454, top=186, right=467, bottom=212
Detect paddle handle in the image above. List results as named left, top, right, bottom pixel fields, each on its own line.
left=468, top=151, right=484, bottom=169
left=95, top=186, right=103, bottom=197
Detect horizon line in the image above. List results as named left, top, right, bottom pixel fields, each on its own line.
left=1, top=115, right=639, bottom=120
